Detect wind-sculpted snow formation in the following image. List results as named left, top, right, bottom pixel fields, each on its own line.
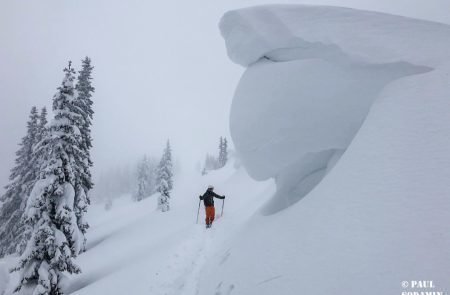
left=192, top=5, right=450, bottom=295
left=220, top=5, right=450, bottom=214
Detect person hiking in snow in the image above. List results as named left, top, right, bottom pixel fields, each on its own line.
left=199, top=185, right=225, bottom=228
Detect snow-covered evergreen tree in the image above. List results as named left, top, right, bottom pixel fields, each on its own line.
left=218, top=137, right=224, bottom=167
left=157, top=182, right=170, bottom=212
left=135, top=156, right=155, bottom=201
left=74, top=56, right=94, bottom=192
left=8, top=107, right=39, bottom=193
left=74, top=56, right=95, bottom=251
left=12, top=62, right=83, bottom=294
left=218, top=137, right=223, bottom=166
left=222, top=137, right=228, bottom=167
left=218, top=137, right=229, bottom=168
left=156, top=141, right=173, bottom=212
left=135, top=160, right=146, bottom=202
left=15, top=106, right=50, bottom=255
left=0, top=107, right=40, bottom=257
left=36, top=107, right=48, bottom=144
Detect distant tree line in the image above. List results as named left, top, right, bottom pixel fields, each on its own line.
left=94, top=141, right=174, bottom=213
left=133, top=140, right=173, bottom=212
left=202, top=136, right=228, bottom=175
left=134, top=155, right=157, bottom=202
left=0, top=58, right=95, bottom=294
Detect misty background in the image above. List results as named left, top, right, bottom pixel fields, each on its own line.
left=1, top=0, right=449, bottom=194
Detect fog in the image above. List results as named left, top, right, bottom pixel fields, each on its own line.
left=1, top=0, right=449, bottom=191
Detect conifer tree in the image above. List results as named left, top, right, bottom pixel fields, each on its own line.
left=74, top=57, right=95, bottom=251
left=13, top=62, right=83, bottom=294
left=218, top=137, right=229, bottom=168
left=222, top=137, right=228, bottom=167
left=0, top=107, right=40, bottom=257
left=156, top=141, right=173, bottom=212
left=218, top=137, right=224, bottom=167
left=35, top=107, right=48, bottom=144
left=9, top=107, right=39, bottom=187
left=135, top=156, right=155, bottom=201
left=75, top=56, right=94, bottom=192
left=16, top=106, right=50, bottom=254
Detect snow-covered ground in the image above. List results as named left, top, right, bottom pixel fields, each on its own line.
left=0, top=165, right=274, bottom=295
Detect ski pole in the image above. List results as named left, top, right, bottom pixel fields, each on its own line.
left=221, top=199, right=225, bottom=217
left=196, top=198, right=201, bottom=224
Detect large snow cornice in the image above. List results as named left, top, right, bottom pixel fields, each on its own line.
left=220, top=5, right=450, bottom=69
left=220, top=5, right=450, bottom=214
left=208, top=6, right=450, bottom=293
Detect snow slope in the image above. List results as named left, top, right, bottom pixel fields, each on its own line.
left=194, top=5, right=450, bottom=295
left=0, top=165, right=273, bottom=295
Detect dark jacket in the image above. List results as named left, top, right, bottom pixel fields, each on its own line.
left=200, top=189, right=224, bottom=207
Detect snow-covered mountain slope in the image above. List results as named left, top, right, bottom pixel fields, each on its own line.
left=0, top=165, right=273, bottom=295
left=194, top=5, right=450, bottom=295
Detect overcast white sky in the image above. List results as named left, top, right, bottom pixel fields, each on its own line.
left=1, top=0, right=449, bottom=190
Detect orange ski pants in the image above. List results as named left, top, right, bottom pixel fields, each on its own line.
left=205, top=206, right=215, bottom=225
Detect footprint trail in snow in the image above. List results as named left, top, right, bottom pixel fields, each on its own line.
left=149, top=225, right=216, bottom=295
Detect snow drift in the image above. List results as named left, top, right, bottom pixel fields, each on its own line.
left=194, top=5, right=450, bottom=295
left=220, top=5, right=450, bottom=212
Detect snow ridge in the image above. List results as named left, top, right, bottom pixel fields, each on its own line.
left=205, top=5, right=450, bottom=295
left=220, top=5, right=450, bottom=68
left=220, top=4, right=450, bottom=211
